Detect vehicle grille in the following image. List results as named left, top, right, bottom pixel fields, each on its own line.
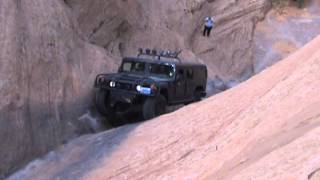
left=115, top=82, right=133, bottom=91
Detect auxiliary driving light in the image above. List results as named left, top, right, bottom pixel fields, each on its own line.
left=136, top=85, right=142, bottom=91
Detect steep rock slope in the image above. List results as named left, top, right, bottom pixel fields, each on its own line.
left=0, top=0, right=117, bottom=177
left=9, top=35, right=320, bottom=179
left=66, top=0, right=271, bottom=83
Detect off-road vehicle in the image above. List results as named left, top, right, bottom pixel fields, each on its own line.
left=94, top=48, right=207, bottom=126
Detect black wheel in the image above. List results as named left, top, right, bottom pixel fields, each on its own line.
left=95, top=89, right=111, bottom=116
left=193, top=89, right=203, bottom=102
left=142, top=95, right=166, bottom=120
left=95, top=89, right=123, bottom=126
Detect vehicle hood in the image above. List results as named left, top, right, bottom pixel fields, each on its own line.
left=104, top=73, right=152, bottom=84
left=101, top=72, right=172, bottom=85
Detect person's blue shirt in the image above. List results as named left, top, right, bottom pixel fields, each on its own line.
left=205, top=17, right=214, bottom=28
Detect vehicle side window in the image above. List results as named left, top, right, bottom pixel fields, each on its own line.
left=149, top=64, right=174, bottom=78
left=122, top=62, right=132, bottom=72
left=133, top=62, right=145, bottom=72
left=187, top=69, right=193, bottom=79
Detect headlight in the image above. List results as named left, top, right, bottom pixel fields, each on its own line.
left=136, top=85, right=142, bottom=91
left=109, top=81, right=116, bottom=87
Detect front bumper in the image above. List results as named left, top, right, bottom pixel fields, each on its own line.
left=95, top=87, right=152, bottom=115
left=108, top=89, right=141, bottom=105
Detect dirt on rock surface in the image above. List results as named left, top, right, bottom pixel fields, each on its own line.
left=9, top=34, right=320, bottom=179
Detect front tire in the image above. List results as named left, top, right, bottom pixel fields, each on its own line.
left=142, top=95, right=166, bottom=120
left=95, top=89, right=123, bottom=126
left=95, top=89, right=110, bottom=116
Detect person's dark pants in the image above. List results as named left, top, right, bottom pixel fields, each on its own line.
left=203, top=26, right=212, bottom=37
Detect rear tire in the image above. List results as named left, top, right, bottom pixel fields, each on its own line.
left=193, top=89, right=202, bottom=102
left=142, top=95, right=166, bottom=120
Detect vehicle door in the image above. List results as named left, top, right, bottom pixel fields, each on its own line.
left=185, top=68, right=195, bottom=99
left=174, top=68, right=187, bottom=101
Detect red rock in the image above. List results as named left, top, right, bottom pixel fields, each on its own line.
left=9, top=35, right=320, bottom=180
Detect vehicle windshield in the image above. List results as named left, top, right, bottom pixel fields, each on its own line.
left=149, top=63, right=175, bottom=79
left=120, top=61, right=146, bottom=73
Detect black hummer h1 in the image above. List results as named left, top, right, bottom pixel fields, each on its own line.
left=94, top=49, right=207, bottom=126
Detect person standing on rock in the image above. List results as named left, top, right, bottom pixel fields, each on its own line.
left=203, top=16, right=214, bottom=37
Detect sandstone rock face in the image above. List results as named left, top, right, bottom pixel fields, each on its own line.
left=6, top=0, right=317, bottom=178
left=8, top=35, right=320, bottom=179
left=66, top=0, right=271, bottom=83
left=254, top=0, right=320, bottom=73
left=0, top=0, right=272, bottom=177
left=0, top=0, right=117, bottom=177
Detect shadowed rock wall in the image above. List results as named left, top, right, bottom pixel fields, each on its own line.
left=0, top=0, right=117, bottom=177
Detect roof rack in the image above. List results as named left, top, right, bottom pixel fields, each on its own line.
left=137, top=48, right=182, bottom=63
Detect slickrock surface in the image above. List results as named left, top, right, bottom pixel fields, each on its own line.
left=9, top=35, right=320, bottom=180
